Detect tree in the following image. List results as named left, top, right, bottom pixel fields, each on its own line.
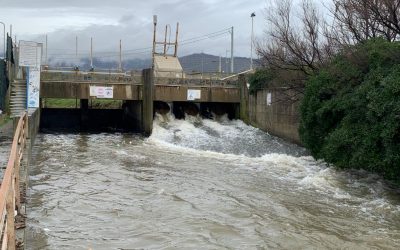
left=257, top=0, right=333, bottom=78
left=331, top=0, right=400, bottom=43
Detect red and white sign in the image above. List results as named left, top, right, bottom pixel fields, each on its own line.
left=90, top=86, right=113, bottom=99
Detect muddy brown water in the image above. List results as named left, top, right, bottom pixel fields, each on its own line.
left=26, top=115, right=400, bottom=249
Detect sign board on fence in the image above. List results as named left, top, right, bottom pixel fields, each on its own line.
left=90, top=86, right=114, bottom=99
left=27, top=67, right=41, bottom=108
left=187, top=89, right=201, bottom=101
left=267, top=92, right=272, bottom=106
left=19, top=41, right=42, bottom=67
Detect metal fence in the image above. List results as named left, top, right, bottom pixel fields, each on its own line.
left=0, top=61, right=7, bottom=112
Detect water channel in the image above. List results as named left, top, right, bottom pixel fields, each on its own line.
left=26, top=115, right=400, bottom=249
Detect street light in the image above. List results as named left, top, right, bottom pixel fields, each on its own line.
left=0, top=21, right=5, bottom=60
left=250, top=12, right=256, bottom=70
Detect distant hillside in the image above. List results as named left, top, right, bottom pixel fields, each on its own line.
left=49, top=53, right=255, bottom=73
left=180, top=53, right=252, bottom=73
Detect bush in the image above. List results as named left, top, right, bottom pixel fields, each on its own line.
left=248, top=68, right=276, bottom=95
left=300, top=39, right=400, bottom=183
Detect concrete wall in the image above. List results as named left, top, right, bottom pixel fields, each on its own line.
left=246, top=87, right=303, bottom=145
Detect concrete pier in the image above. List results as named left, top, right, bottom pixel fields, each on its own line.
left=142, top=69, right=154, bottom=136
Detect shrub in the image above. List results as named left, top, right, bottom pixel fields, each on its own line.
left=248, top=68, right=276, bottom=95
left=300, top=39, right=400, bottom=183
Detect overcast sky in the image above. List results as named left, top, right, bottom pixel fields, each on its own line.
left=0, top=0, right=270, bottom=61
left=0, top=0, right=331, bottom=62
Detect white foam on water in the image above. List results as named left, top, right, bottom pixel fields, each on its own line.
left=148, top=112, right=400, bottom=223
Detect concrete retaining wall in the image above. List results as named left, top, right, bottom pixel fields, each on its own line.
left=246, top=87, right=303, bottom=145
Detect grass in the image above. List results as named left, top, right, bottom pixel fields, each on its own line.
left=43, top=98, right=122, bottom=109
left=44, top=99, right=77, bottom=108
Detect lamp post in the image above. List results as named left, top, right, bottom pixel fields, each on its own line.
left=250, top=12, right=256, bottom=70
left=0, top=21, right=5, bottom=60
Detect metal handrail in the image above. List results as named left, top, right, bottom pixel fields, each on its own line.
left=0, top=112, right=28, bottom=250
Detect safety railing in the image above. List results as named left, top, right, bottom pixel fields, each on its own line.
left=0, top=112, right=28, bottom=250
left=40, top=69, right=239, bottom=87
left=154, top=77, right=239, bottom=87
left=41, top=70, right=143, bottom=84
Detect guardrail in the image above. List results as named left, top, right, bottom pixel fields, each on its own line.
left=0, top=112, right=27, bottom=250
left=41, top=70, right=142, bottom=84
left=153, top=77, right=239, bottom=87
left=40, top=70, right=239, bottom=88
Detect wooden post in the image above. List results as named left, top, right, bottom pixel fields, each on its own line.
left=14, top=149, right=21, bottom=213
left=142, top=69, right=154, bottom=136
left=6, top=186, right=16, bottom=250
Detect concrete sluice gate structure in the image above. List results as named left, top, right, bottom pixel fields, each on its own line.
left=39, top=68, right=241, bottom=133
left=40, top=101, right=239, bottom=133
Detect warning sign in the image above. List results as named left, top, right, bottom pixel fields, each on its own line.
left=187, top=89, right=201, bottom=101
left=90, top=86, right=113, bottom=99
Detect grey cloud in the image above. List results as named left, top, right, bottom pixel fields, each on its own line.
left=2, top=0, right=270, bottom=62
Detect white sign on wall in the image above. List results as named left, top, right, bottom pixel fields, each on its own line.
left=27, top=67, right=41, bottom=108
left=187, top=89, right=201, bottom=101
left=20, top=41, right=43, bottom=108
left=19, top=41, right=42, bottom=67
left=90, top=86, right=114, bottom=99
left=267, top=92, right=272, bottom=106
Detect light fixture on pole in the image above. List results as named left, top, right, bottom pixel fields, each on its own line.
left=0, top=21, right=5, bottom=60
left=250, top=12, right=256, bottom=70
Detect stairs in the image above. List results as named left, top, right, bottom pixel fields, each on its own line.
left=10, top=80, right=27, bottom=118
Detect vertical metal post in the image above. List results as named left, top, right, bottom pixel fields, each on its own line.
left=163, top=25, right=168, bottom=56
left=230, top=26, right=234, bottom=74
left=90, top=37, right=93, bottom=69
left=119, top=39, right=122, bottom=72
left=219, top=55, right=222, bottom=74
left=250, top=13, right=256, bottom=70
left=152, top=15, right=157, bottom=69
left=174, top=22, right=179, bottom=57
left=45, top=34, right=48, bottom=65
left=75, top=36, right=78, bottom=68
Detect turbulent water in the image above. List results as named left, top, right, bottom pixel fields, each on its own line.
left=27, top=114, right=400, bottom=249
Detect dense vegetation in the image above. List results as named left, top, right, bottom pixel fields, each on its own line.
left=248, top=69, right=276, bottom=94
left=299, top=39, right=400, bottom=183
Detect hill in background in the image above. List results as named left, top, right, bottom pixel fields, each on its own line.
left=50, top=53, right=255, bottom=73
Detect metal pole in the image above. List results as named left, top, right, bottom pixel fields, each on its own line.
left=152, top=15, right=157, bottom=68
left=174, top=22, right=179, bottom=57
left=163, top=25, right=167, bottom=56
left=219, top=55, right=221, bottom=74
left=201, top=51, right=204, bottom=79
left=225, top=50, right=229, bottom=73
left=0, top=22, right=5, bottom=60
left=45, top=34, right=48, bottom=65
left=250, top=13, right=255, bottom=70
left=90, top=37, right=93, bottom=69
left=75, top=36, right=78, bottom=68
left=230, top=26, right=234, bottom=73
left=119, top=39, right=122, bottom=72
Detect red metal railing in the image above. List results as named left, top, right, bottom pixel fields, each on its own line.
left=0, top=112, right=28, bottom=250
